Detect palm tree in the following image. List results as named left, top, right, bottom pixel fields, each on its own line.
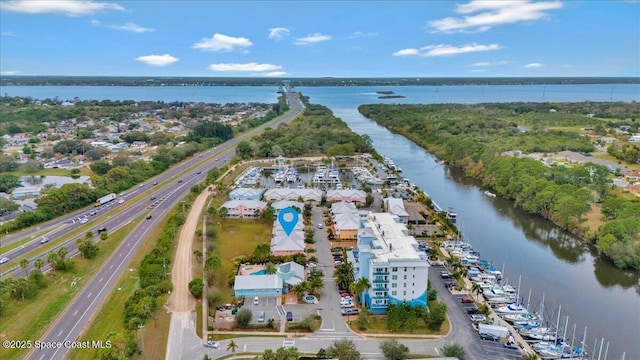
left=19, top=258, right=29, bottom=277
left=307, top=276, right=324, bottom=296
left=218, top=207, right=228, bottom=218
left=522, top=352, right=539, bottom=360
left=227, top=340, right=238, bottom=359
left=34, top=258, right=43, bottom=271
left=47, top=251, right=58, bottom=274
left=350, top=277, right=371, bottom=308
left=291, top=281, right=309, bottom=301
left=58, top=247, right=67, bottom=262
left=471, top=283, right=483, bottom=297
left=264, top=262, right=277, bottom=275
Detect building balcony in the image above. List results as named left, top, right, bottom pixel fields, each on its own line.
left=372, top=286, right=387, bottom=292
left=372, top=271, right=389, bottom=275
left=372, top=278, right=387, bottom=283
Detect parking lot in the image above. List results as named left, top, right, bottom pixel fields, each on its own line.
left=242, top=296, right=321, bottom=324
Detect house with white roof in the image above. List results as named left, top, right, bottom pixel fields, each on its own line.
left=331, top=201, right=358, bottom=216
left=229, top=188, right=265, bottom=201
left=333, top=213, right=360, bottom=240
left=327, top=189, right=366, bottom=203
left=263, top=188, right=323, bottom=202
left=233, top=275, right=283, bottom=298
left=271, top=231, right=305, bottom=256
left=219, top=200, right=267, bottom=219
left=385, top=197, right=409, bottom=224
left=347, top=212, right=429, bottom=314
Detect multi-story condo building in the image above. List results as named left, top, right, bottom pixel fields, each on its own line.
left=347, top=212, right=429, bottom=314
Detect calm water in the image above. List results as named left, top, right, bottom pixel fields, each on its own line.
left=299, top=85, right=640, bottom=359
left=20, top=175, right=90, bottom=187
left=4, top=84, right=640, bottom=357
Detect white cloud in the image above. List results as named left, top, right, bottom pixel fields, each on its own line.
left=392, top=48, right=420, bottom=56
left=468, top=60, right=510, bottom=66
left=193, top=33, right=253, bottom=52
left=294, top=33, right=331, bottom=45
left=421, top=43, right=501, bottom=57
left=91, top=20, right=154, bottom=33
left=429, top=0, right=563, bottom=33
left=1, top=0, right=124, bottom=16
left=1, top=31, right=17, bottom=36
left=523, top=62, right=543, bottom=68
left=135, top=54, right=179, bottom=67
left=1, top=70, right=19, bottom=75
left=349, top=31, right=379, bottom=38
left=207, top=62, right=282, bottom=72
left=268, top=27, right=290, bottom=40
left=262, top=71, right=288, bottom=77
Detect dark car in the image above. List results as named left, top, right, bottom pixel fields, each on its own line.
left=466, top=306, right=480, bottom=314
left=479, top=333, right=499, bottom=341
left=97, top=227, right=107, bottom=233
left=440, top=271, right=452, bottom=279
left=286, top=311, right=293, bottom=322
left=146, top=215, right=152, bottom=220
left=178, top=179, right=183, bottom=183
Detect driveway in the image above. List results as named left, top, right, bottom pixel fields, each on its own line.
left=308, top=206, right=358, bottom=339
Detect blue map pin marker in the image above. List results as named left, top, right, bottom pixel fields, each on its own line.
left=278, top=207, right=298, bottom=237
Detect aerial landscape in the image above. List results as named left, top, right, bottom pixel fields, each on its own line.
left=0, top=1, right=639, bottom=360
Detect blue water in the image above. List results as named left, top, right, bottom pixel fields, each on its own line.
left=251, top=270, right=266, bottom=275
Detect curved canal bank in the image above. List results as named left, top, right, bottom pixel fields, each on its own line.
left=297, top=88, right=640, bottom=359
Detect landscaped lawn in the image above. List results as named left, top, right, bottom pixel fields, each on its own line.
left=216, top=219, right=273, bottom=271
left=351, top=314, right=449, bottom=336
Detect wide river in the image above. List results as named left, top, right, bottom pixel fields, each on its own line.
left=3, top=84, right=640, bottom=358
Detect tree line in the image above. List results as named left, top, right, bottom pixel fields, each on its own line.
left=359, top=103, right=640, bottom=269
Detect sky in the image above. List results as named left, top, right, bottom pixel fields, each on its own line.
left=0, top=0, right=639, bottom=78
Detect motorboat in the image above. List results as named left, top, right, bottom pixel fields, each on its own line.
left=484, top=190, right=497, bottom=197
left=495, top=303, right=529, bottom=315
left=502, top=312, right=539, bottom=323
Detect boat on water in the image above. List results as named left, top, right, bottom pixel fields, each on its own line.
left=495, top=303, right=529, bottom=315
left=445, top=208, right=457, bottom=223
left=503, top=312, right=539, bottom=323
left=484, top=190, right=497, bottom=197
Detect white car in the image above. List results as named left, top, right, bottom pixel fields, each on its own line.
left=340, top=303, right=354, bottom=308
left=203, top=340, right=219, bottom=349
left=39, top=236, right=50, bottom=244
left=0, top=257, right=9, bottom=264
left=80, top=218, right=89, bottom=224
left=317, top=223, right=324, bottom=229
left=117, top=199, right=124, bottom=204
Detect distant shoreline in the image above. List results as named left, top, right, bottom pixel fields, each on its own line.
left=2, top=76, right=639, bottom=87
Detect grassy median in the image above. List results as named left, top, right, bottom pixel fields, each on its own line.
left=0, top=218, right=141, bottom=360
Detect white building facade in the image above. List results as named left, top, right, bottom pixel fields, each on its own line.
left=348, top=212, right=429, bottom=314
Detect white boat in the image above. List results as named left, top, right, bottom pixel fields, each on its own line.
left=495, top=303, right=529, bottom=315
left=503, top=312, right=539, bottom=323
left=484, top=190, right=497, bottom=197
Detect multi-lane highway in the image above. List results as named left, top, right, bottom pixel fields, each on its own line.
left=25, top=90, right=304, bottom=360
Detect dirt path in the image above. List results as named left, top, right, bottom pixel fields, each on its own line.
left=167, top=191, right=209, bottom=312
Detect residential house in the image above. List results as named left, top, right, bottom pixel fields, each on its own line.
left=229, top=188, right=265, bottom=201
left=623, top=170, right=640, bottom=182
left=331, top=201, right=358, bottom=216
left=326, top=189, right=366, bottom=203
left=271, top=231, right=305, bottom=256
left=219, top=200, right=267, bottom=219
left=384, top=198, right=409, bottom=224
left=333, top=213, right=360, bottom=240
left=263, top=188, right=323, bottom=202
left=271, top=200, right=304, bottom=214
left=630, top=134, right=640, bottom=142
left=233, top=275, right=283, bottom=298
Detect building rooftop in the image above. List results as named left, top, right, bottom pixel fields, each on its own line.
left=233, top=274, right=283, bottom=291
left=365, top=212, right=422, bottom=263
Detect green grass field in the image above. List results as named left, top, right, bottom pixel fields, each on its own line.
left=351, top=314, right=450, bottom=336
left=0, top=218, right=141, bottom=360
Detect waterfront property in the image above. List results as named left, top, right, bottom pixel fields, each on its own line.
left=229, top=187, right=265, bottom=201
left=333, top=213, right=360, bottom=240
left=11, top=186, right=41, bottom=200
left=326, top=189, right=366, bottom=203
left=271, top=218, right=305, bottom=256
left=271, top=200, right=304, bottom=214
left=384, top=197, right=409, bottom=224
left=347, top=212, right=430, bottom=314
left=263, top=188, right=323, bottom=202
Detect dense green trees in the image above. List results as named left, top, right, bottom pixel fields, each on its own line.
left=0, top=174, right=21, bottom=192
left=243, top=104, right=375, bottom=158
left=188, top=277, right=204, bottom=298
left=379, top=339, right=410, bottom=360
left=360, top=103, right=640, bottom=269
left=326, top=339, right=362, bottom=360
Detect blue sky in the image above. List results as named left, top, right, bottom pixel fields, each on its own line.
left=0, top=0, right=638, bottom=77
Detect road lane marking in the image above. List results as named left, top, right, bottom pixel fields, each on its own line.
left=109, top=265, right=114, bottom=269
left=87, top=292, right=92, bottom=298
left=99, top=277, right=103, bottom=282
left=73, top=310, right=78, bottom=316
left=57, top=330, right=63, bottom=337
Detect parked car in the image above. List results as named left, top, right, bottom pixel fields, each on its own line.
left=317, top=223, right=324, bottom=229
left=340, top=303, right=354, bottom=308
left=479, top=333, right=499, bottom=341
left=466, top=306, right=480, bottom=314
left=341, top=308, right=359, bottom=316
left=504, top=342, right=519, bottom=349
left=203, top=340, right=219, bottom=348
left=461, top=297, right=474, bottom=303
left=257, top=311, right=265, bottom=323
left=286, top=311, right=293, bottom=322
left=470, top=314, right=486, bottom=322
left=440, top=271, right=452, bottom=279
left=39, top=236, right=50, bottom=244
left=253, top=297, right=259, bottom=305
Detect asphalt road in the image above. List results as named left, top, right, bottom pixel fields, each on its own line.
left=24, top=90, right=304, bottom=360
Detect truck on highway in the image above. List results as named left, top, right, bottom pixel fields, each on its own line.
left=478, top=323, right=509, bottom=339
left=95, top=193, right=117, bottom=207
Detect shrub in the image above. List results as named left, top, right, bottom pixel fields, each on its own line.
left=235, top=308, right=252, bottom=328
